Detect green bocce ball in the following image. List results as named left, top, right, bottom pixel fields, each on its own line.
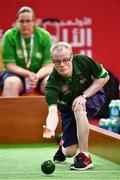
left=41, top=160, right=55, bottom=174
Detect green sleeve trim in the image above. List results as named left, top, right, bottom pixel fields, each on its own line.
left=48, top=104, right=57, bottom=108
left=3, top=59, right=16, bottom=63
left=97, top=64, right=109, bottom=79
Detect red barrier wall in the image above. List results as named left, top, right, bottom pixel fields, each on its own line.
left=0, top=0, right=120, bottom=80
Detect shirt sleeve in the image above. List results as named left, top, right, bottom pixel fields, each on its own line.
left=80, top=55, right=108, bottom=79
left=96, top=64, right=109, bottom=78
left=2, top=30, right=16, bottom=63
left=45, top=75, right=60, bottom=106
left=41, top=31, right=52, bottom=65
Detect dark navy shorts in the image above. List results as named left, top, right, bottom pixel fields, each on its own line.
left=58, top=89, right=106, bottom=148
left=0, top=71, right=42, bottom=93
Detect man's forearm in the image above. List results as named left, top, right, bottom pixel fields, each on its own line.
left=46, top=105, right=59, bottom=131
left=83, top=76, right=109, bottom=98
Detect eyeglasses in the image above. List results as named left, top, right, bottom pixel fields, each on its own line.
left=18, top=19, right=33, bottom=24
left=53, top=57, right=71, bottom=65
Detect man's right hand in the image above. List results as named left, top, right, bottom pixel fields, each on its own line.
left=43, top=125, right=55, bottom=138
left=43, top=106, right=58, bottom=138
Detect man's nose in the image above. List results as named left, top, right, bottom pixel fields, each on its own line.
left=60, top=61, right=64, bottom=66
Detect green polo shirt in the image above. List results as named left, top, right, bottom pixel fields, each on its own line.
left=45, top=54, right=108, bottom=107
left=2, top=26, right=52, bottom=72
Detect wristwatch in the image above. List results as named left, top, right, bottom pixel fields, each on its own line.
left=82, top=93, right=87, bottom=99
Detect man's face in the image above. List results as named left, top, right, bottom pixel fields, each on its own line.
left=52, top=48, right=73, bottom=77
left=17, top=12, right=34, bottom=37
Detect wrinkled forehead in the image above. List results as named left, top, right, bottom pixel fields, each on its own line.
left=51, top=46, right=71, bottom=59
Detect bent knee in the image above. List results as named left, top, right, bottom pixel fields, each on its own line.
left=4, top=76, right=22, bottom=87
left=62, top=144, right=78, bottom=157
left=74, top=110, right=87, bottom=117
left=3, top=76, right=24, bottom=96
left=39, top=76, right=49, bottom=94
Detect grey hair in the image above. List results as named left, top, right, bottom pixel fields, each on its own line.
left=50, top=42, right=73, bottom=58
left=16, top=6, right=35, bottom=20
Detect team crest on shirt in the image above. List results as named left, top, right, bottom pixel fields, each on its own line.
left=36, top=52, right=42, bottom=59
left=17, top=49, right=23, bottom=57
left=79, top=75, right=86, bottom=84
left=61, top=85, right=69, bottom=94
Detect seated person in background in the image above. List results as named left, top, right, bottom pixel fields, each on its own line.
left=1, top=6, right=53, bottom=96
left=43, top=42, right=109, bottom=170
